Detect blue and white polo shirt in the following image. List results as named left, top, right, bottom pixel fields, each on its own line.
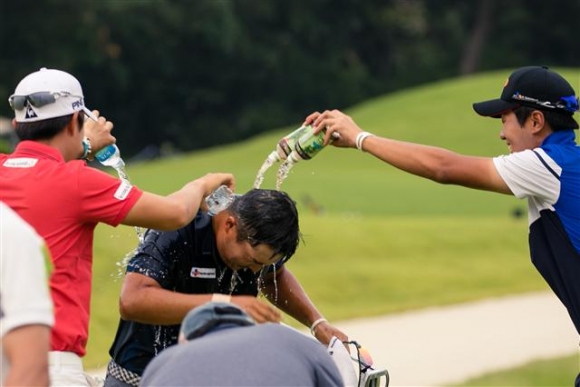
left=493, top=129, right=580, bottom=334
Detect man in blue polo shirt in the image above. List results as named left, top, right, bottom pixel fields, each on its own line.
left=306, top=65, right=580, bottom=385
left=140, top=302, right=344, bottom=387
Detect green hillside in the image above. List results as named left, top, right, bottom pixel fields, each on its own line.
left=123, top=68, right=578, bottom=217
left=85, top=68, right=578, bottom=369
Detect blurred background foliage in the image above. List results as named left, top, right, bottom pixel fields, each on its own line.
left=1, top=0, right=579, bottom=159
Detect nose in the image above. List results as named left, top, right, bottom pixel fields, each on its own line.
left=499, top=129, right=506, bottom=140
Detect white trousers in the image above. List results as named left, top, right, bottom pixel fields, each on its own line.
left=49, top=352, right=99, bottom=387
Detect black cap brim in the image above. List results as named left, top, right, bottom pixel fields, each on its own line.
left=472, top=99, right=519, bottom=118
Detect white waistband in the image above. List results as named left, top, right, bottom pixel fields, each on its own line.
left=49, top=351, right=83, bottom=366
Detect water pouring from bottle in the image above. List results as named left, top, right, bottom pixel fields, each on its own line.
left=253, top=125, right=309, bottom=189
left=85, top=110, right=144, bottom=241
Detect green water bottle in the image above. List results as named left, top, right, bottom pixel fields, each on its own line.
left=266, top=125, right=310, bottom=163
left=286, top=125, right=327, bottom=163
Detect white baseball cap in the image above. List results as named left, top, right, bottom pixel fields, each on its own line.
left=9, top=67, right=94, bottom=123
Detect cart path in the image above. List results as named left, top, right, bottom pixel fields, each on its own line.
left=333, top=291, right=578, bottom=386
left=87, top=291, right=579, bottom=386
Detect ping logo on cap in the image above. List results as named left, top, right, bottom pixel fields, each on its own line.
left=71, top=98, right=85, bottom=110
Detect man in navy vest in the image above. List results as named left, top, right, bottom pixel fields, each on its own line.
left=308, top=66, right=580, bottom=386
left=104, top=189, right=348, bottom=387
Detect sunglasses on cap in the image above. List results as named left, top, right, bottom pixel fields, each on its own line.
left=511, top=92, right=579, bottom=113
left=8, top=91, right=84, bottom=111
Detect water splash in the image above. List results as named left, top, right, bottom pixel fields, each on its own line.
left=134, top=227, right=145, bottom=243
left=229, top=271, right=241, bottom=293
left=217, top=268, right=227, bottom=284
left=253, top=156, right=276, bottom=189
left=269, top=264, right=278, bottom=304
left=153, top=326, right=162, bottom=355
left=114, top=165, right=130, bottom=182
left=276, top=159, right=295, bottom=191
left=112, top=247, right=139, bottom=280
left=112, top=165, right=146, bottom=241
left=256, top=264, right=279, bottom=304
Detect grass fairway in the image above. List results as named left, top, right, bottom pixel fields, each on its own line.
left=84, top=67, right=578, bottom=369
left=455, top=353, right=579, bottom=386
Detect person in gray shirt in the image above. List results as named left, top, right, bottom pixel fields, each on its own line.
left=140, top=302, right=343, bottom=387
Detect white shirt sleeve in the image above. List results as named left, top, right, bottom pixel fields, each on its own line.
left=0, top=202, right=54, bottom=338
left=493, top=148, right=561, bottom=204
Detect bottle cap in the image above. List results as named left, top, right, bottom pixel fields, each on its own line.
left=267, top=150, right=281, bottom=163
left=287, top=152, right=301, bottom=164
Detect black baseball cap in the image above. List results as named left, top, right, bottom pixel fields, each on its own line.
left=473, top=66, right=579, bottom=122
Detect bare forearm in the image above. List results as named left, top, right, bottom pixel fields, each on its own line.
left=120, top=287, right=214, bottom=325
left=164, top=179, right=206, bottom=223
left=3, top=326, right=50, bottom=386
left=123, top=172, right=235, bottom=230
left=262, top=269, right=321, bottom=328
left=310, top=110, right=506, bottom=192
left=363, top=136, right=461, bottom=183
left=263, top=269, right=348, bottom=345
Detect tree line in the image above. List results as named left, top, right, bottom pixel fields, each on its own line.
left=1, top=0, right=578, bottom=158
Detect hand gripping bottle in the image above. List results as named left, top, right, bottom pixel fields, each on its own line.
left=205, top=185, right=236, bottom=216
left=95, top=144, right=125, bottom=170
left=82, top=109, right=126, bottom=171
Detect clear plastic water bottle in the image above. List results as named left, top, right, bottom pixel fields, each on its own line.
left=95, top=144, right=125, bottom=170
left=205, top=185, right=236, bottom=216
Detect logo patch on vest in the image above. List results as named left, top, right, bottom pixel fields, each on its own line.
left=190, top=267, right=216, bottom=279
left=3, top=158, right=38, bottom=168
left=114, top=180, right=132, bottom=200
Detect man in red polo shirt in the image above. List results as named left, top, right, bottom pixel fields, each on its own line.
left=0, top=67, right=234, bottom=386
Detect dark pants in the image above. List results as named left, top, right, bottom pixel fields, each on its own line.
left=575, top=372, right=580, bottom=387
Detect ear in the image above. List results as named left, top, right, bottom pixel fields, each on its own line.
left=65, top=112, right=80, bottom=137
left=530, top=110, right=545, bottom=133
left=224, top=215, right=237, bottom=232
left=222, top=215, right=240, bottom=243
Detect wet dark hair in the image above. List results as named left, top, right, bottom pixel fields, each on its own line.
left=14, top=113, right=83, bottom=141
left=513, top=106, right=579, bottom=131
left=228, top=189, right=301, bottom=264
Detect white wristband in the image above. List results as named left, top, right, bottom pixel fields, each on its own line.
left=211, top=293, right=231, bottom=303
left=355, top=132, right=374, bottom=151
left=310, top=317, right=328, bottom=336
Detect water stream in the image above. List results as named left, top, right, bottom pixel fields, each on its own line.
left=275, top=159, right=295, bottom=191
left=253, top=156, right=276, bottom=189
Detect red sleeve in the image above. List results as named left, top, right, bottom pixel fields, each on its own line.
left=76, top=163, right=144, bottom=226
